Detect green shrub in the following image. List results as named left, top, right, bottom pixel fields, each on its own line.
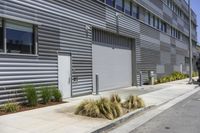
left=2, top=102, right=20, bottom=113
left=24, top=85, right=38, bottom=106
left=51, top=87, right=62, bottom=102
left=41, top=87, right=51, bottom=104
left=123, top=95, right=145, bottom=110
left=110, top=93, right=121, bottom=103
left=157, top=71, right=188, bottom=84
left=75, top=100, right=100, bottom=118
left=192, top=71, right=198, bottom=77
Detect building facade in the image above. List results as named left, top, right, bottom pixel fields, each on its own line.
left=0, top=0, right=198, bottom=104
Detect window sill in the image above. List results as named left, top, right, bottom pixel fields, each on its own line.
left=0, top=52, right=39, bottom=57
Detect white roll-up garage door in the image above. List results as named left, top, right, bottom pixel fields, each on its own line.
left=92, top=29, right=133, bottom=91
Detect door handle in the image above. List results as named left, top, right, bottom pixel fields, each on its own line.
left=68, top=77, right=71, bottom=83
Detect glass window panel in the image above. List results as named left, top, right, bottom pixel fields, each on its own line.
left=161, top=22, right=163, bottom=31
left=136, top=6, right=139, bottom=19
left=6, top=20, right=35, bottom=54
left=132, top=3, right=137, bottom=18
left=150, top=14, right=153, bottom=26
left=155, top=17, right=158, bottom=28
left=0, top=19, right=3, bottom=52
left=148, top=13, right=151, bottom=25
left=106, top=0, right=115, bottom=7
left=115, top=0, right=123, bottom=11
left=153, top=16, right=155, bottom=27
left=157, top=18, right=160, bottom=29
left=124, top=0, right=131, bottom=15
left=164, top=23, right=167, bottom=32
left=144, top=11, right=149, bottom=24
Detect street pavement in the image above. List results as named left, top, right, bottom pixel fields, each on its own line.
left=132, top=90, right=200, bottom=133
left=0, top=78, right=198, bottom=133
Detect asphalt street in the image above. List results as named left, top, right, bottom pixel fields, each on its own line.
left=131, top=90, right=200, bottom=133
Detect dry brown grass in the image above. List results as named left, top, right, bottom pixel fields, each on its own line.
left=75, top=94, right=145, bottom=120
left=123, top=95, right=145, bottom=110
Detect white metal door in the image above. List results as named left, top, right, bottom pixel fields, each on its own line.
left=58, top=55, right=71, bottom=98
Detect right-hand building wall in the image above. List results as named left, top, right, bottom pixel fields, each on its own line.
left=133, top=0, right=198, bottom=83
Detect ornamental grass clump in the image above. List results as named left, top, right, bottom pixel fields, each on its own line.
left=24, top=85, right=38, bottom=106
left=123, top=95, right=145, bottom=110
left=110, top=101, right=123, bottom=118
left=97, top=97, right=114, bottom=120
left=75, top=97, right=123, bottom=120
left=75, top=94, right=144, bottom=120
left=2, top=102, right=20, bottom=113
left=136, top=97, right=145, bottom=108
left=123, top=95, right=138, bottom=110
left=75, top=99, right=101, bottom=118
left=110, top=93, right=121, bottom=103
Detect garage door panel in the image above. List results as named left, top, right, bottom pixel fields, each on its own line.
left=93, top=44, right=132, bottom=91
left=92, top=29, right=133, bottom=91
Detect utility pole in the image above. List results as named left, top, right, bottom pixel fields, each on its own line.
left=188, top=0, right=193, bottom=83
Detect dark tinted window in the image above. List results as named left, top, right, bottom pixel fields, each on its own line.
left=153, top=16, right=155, bottom=27
left=148, top=13, right=151, bottom=25
left=6, top=20, right=35, bottom=54
left=157, top=18, right=160, bottom=29
left=115, top=0, right=124, bottom=11
left=106, top=0, right=115, bottom=7
left=136, top=6, right=139, bottom=19
left=0, top=19, right=3, bottom=52
left=124, top=0, right=132, bottom=15
left=132, top=3, right=138, bottom=18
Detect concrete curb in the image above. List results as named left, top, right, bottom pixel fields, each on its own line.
left=90, top=105, right=155, bottom=133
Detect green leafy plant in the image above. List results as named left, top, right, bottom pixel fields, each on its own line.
left=41, top=87, right=51, bottom=104
left=51, top=87, right=62, bottom=102
left=157, top=71, right=189, bottom=84
left=110, top=93, right=121, bottom=103
left=192, top=71, right=198, bottom=77
left=24, top=85, right=38, bottom=106
left=2, top=102, right=20, bottom=113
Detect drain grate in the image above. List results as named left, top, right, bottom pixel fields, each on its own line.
left=165, top=126, right=170, bottom=130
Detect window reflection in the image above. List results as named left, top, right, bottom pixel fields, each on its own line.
left=6, top=20, right=34, bottom=54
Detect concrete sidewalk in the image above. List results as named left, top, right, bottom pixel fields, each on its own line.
left=0, top=78, right=198, bottom=133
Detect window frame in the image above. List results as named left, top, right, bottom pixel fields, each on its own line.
left=0, top=18, right=4, bottom=52
left=0, top=18, right=38, bottom=56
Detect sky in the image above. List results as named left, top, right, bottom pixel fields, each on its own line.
left=191, top=0, right=200, bottom=43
